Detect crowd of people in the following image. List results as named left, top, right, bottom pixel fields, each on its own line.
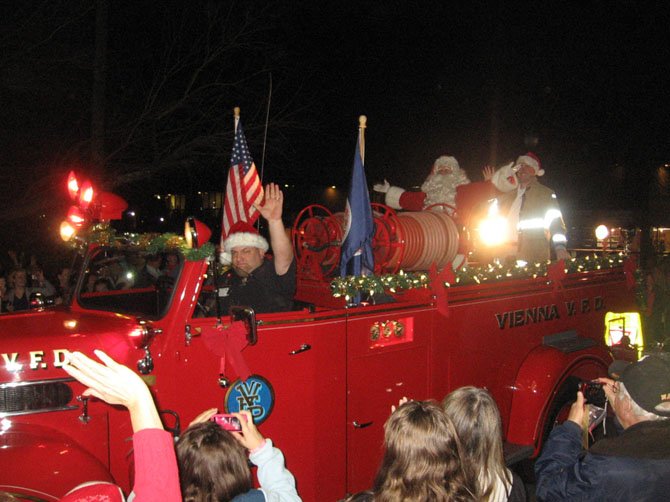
left=0, top=250, right=62, bottom=312
left=0, top=248, right=185, bottom=313
left=60, top=350, right=670, bottom=501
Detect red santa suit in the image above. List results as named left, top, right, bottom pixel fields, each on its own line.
left=375, top=155, right=470, bottom=214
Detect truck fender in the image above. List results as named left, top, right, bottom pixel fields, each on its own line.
left=0, top=422, right=113, bottom=500
left=505, top=343, right=610, bottom=453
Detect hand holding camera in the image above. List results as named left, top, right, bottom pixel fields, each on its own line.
left=572, top=381, right=608, bottom=438
left=568, top=390, right=587, bottom=427
left=211, top=413, right=244, bottom=432
left=210, top=409, right=265, bottom=452
left=580, top=381, right=607, bottom=407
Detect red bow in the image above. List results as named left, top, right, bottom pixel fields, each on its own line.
left=623, top=256, right=637, bottom=290
left=201, top=321, right=251, bottom=380
left=430, top=263, right=455, bottom=318
left=547, top=259, right=566, bottom=294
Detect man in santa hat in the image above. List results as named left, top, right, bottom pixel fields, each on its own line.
left=219, top=182, right=296, bottom=313
left=497, top=152, right=569, bottom=263
left=373, top=155, right=470, bottom=214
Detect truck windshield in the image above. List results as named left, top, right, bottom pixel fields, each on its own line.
left=77, top=247, right=182, bottom=319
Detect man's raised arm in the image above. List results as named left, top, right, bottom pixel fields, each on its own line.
left=255, top=182, right=294, bottom=275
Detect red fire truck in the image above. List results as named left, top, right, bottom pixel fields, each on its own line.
left=0, top=176, right=641, bottom=501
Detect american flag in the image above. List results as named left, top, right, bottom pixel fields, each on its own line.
left=222, top=119, right=264, bottom=239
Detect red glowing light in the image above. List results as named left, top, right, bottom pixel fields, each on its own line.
left=67, top=171, right=79, bottom=201
left=79, top=181, right=94, bottom=210
left=67, top=206, right=86, bottom=228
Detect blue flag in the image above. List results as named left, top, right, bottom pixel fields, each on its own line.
left=339, top=131, right=375, bottom=278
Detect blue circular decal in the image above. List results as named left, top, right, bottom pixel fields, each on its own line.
left=224, top=374, right=275, bottom=424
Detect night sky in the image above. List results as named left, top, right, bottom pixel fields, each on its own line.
left=1, top=1, right=670, bottom=253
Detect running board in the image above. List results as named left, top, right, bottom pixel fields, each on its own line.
left=543, top=330, right=596, bottom=353
left=503, top=441, right=534, bottom=466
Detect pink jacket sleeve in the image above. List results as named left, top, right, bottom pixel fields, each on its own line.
left=132, top=428, right=181, bottom=502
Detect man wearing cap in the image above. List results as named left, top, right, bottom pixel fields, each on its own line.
left=535, top=355, right=670, bottom=501
left=219, top=183, right=295, bottom=314
left=497, top=152, right=569, bottom=263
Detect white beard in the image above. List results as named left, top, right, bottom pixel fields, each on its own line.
left=421, top=169, right=470, bottom=208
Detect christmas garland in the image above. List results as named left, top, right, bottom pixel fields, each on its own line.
left=331, top=254, right=629, bottom=301
left=66, top=223, right=215, bottom=261
left=331, top=271, right=431, bottom=300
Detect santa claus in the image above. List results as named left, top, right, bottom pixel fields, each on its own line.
left=373, top=155, right=470, bottom=214
left=373, top=157, right=520, bottom=269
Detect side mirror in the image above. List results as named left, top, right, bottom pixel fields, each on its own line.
left=230, top=306, right=258, bottom=345
left=133, top=320, right=163, bottom=350
left=133, top=321, right=162, bottom=375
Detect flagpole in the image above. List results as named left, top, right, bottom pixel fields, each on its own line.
left=358, top=115, right=366, bottom=163
left=222, top=107, right=241, bottom=247
left=352, top=115, right=367, bottom=287
left=259, top=72, right=272, bottom=185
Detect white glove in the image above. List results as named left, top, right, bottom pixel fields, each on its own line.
left=373, top=179, right=390, bottom=193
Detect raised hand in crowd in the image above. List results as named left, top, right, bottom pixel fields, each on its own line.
left=63, top=350, right=162, bottom=431
left=391, top=396, right=409, bottom=414
left=61, top=350, right=181, bottom=502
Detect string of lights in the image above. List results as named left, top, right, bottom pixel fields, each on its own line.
left=330, top=254, right=630, bottom=302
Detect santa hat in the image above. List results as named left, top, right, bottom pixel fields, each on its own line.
left=431, top=155, right=460, bottom=174
left=220, top=221, right=269, bottom=264
left=491, top=161, right=518, bottom=192
left=515, top=152, right=544, bottom=176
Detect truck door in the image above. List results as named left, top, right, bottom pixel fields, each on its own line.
left=177, top=308, right=348, bottom=502
left=345, top=305, right=433, bottom=494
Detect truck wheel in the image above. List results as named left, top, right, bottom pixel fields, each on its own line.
left=514, top=375, right=580, bottom=484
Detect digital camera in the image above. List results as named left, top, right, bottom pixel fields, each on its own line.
left=580, top=381, right=607, bottom=408
left=211, top=413, right=242, bottom=432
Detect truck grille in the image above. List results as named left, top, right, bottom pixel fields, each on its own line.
left=0, top=378, right=75, bottom=416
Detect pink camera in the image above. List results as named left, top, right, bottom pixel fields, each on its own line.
left=211, top=413, right=243, bottom=432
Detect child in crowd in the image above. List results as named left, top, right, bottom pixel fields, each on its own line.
left=443, top=387, right=526, bottom=502
left=346, top=400, right=475, bottom=502
left=177, top=408, right=301, bottom=502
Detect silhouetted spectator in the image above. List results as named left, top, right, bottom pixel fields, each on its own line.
left=55, top=266, right=73, bottom=304
left=135, top=254, right=162, bottom=288
left=94, top=278, right=114, bottom=292
left=5, top=268, right=55, bottom=311
left=0, top=275, right=8, bottom=313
